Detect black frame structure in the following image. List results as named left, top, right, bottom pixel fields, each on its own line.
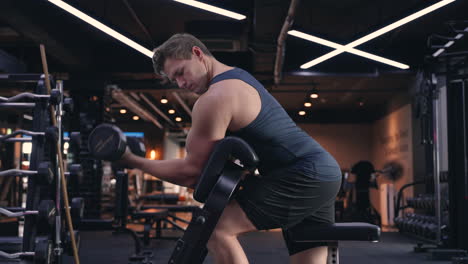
left=446, top=54, right=468, bottom=252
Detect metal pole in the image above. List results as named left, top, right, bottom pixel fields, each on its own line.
left=55, top=80, right=63, bottom=256
left=433, top=86, right=442, bottom=245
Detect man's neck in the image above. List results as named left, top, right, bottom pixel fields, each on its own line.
left=206, top=57, right=232, bottom=83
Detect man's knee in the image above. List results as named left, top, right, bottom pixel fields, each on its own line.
left=216, top=201, right=256, bottom=233
left=208, top=201, right=256, bottom=247
left=211, top=218, right=240, bottom=242
left=207, top=228, right=235, bottom=252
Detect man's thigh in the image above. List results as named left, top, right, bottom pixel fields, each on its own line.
left=236, top=168, right=341, bottom=231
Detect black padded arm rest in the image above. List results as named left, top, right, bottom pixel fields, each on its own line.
left=292, top=222, right=381, bottom=242
left=193, top=137, right=259, bottom=203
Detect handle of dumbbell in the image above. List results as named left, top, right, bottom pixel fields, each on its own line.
left=0, top=250, right=34, bottom=259
left=4, top=135, right=72, bottom=143
left=40, top=44, right=80, bottom=264
left=0, top=207, right=38, bottom=217
left=0, top=169, right=37, bottom=177
left=0, top=93, right=50, bottom=103
left=0, top=130, right=45, bottom=142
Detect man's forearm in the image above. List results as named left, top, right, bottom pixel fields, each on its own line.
left=124, top=154, right=200, bottom=187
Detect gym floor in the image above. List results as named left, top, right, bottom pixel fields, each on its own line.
left=64, top=230, right=451, bottom=264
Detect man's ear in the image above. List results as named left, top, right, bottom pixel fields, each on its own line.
left=192, top=46, right=203, bottom=60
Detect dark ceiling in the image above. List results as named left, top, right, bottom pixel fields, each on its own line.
left=1, top=0, right=467, bottom=126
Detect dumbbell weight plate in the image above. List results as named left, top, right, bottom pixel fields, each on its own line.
left=49, top=89, right=62, bottom=105
left=38, top=200, right=56, bottom=228
left=34, top=237, right=53, bottom=264
left=68, top=164, right=83, bottom=185
left=69, top=132, right=81, bottom=154
left=88, top=124, right=127, bottom=161
left=63, top=97, right=74, bottom=113
left=37, top=161, right=54, bottom=184
left=127, top=137, right=146, bottom=158
left=45, top=126, right=59, bottom=143
left=71, top=197, right=85, bottom=227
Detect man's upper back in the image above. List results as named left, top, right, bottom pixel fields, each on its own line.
left=200, top=68, right=337, bottom=175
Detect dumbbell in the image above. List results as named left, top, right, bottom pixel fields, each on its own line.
left=429, top=196, right=436, bottom=211
left=405, top=218, right=415, bottom=233
left=88, top=124, right=146, bottom=161
left=417, top=215, right=432, bottom=235
left=399, top=214, right=412, bottom=232
left=0, top=200, right=55, bottom=230
left=414, top=217, right=429, bottom=236
left=407, top=216, right=420, bottom=234
left=70, top=197, right=85, bottom=228
left=401, top=217, right=411, bottom=233
left=63, top=97, right=74, bottom=113
left=66, top=164, right=83, bottom=185
left=422, top=221, right=437, bottom=239
left=0, top=162, right=53, bottom=184
left=68, top=132, right=81, bottom=155
left=0, top=90, right=61, bottom=108
left=0, top=236, right=52, bottom=264
left=417, top=215, right=431, bottom=235
left=395, top=217, right=404, bottom=232
left=410, top=217, right=421, bottom=235
left=410, top=214, right=426, bottom=234
left=439, top=171, right=449, bottom=182
left=411, top=215, right=435, bottom=236
left=394, top=217, right=404, bottom=231
left=413, top=196, right=421, bottom=209
left=418, top=195, right=427, bottom=210
left=88, top=124, right=127, bottom=161
left=414, top=196, right=423, bottom=209
left=426, top=195, right=435, bottom=210
left=0, top=126, right=58, bottom=144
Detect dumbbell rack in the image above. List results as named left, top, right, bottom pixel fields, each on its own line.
left=68, top=106, right=106, bottom=219
left=411, top=23, right=468, bottom=263
left=394, top=69, right=451, bottom=249
left=394, top=173, right=449, bottom=245
left=0, top=75, right=79, bottom=264
left=395, top=33, right=468, bottom=261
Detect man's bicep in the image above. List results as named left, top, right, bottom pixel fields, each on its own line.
left=184, top=132, right=218, bottom=172
left=184, top=95, right=232, bottom=171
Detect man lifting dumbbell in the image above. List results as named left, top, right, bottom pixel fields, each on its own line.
left=91, top=33, right=342, bottom=264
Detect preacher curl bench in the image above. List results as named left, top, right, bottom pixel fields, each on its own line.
left=168, top=137, right=380, bottom=264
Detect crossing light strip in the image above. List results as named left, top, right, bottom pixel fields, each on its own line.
left=294, top=0, right=455, bottom=69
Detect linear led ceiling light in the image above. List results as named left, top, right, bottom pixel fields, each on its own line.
left=298, top=0, right=455, bottom=69
left=47, top=0, right=153, bottom=58
left=432, top=27, right=468, bottom=57
left=173, top=0, right=246, bottom=20
left=288, top=30, right=409, bottom=69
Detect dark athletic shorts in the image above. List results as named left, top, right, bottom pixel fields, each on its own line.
left=235, top=166, right=341, bottom=255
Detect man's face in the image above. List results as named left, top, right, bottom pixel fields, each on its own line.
left=164, top=48, right=209, bottom=95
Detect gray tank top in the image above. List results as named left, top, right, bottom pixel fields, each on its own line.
left=209, top=68, right=341, bottom=181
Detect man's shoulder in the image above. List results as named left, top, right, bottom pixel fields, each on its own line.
left=193, top=86, right=234, bottom=113
left=209, top=78, right=246, bottom=92
left=201, top=79, right=243, bottom=101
